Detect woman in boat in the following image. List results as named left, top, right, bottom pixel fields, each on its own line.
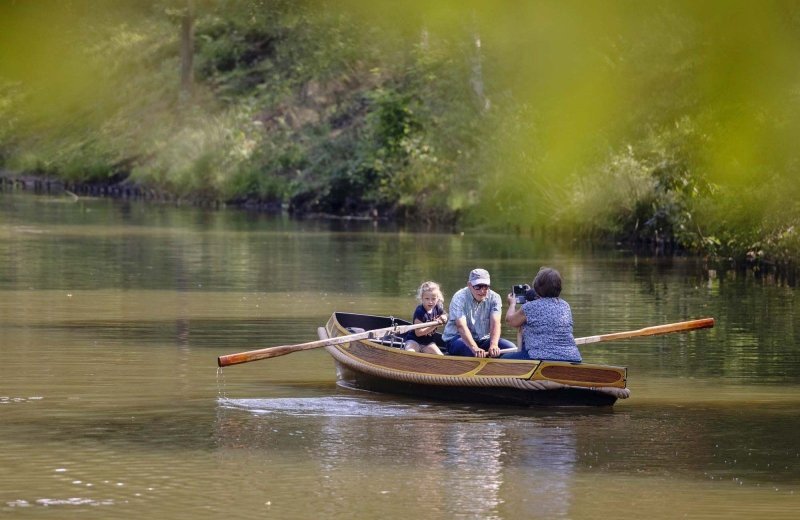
left=501, top=267, right=582, bottom=362
left=404, top=281, right=447, bottom=355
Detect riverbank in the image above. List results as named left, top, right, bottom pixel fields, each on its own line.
left=3, top=170, right=795, bottom=287
left=2, top=2, right=798, bottom=280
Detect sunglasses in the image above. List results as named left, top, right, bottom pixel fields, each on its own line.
left=472, top=284, right=489, bottom=290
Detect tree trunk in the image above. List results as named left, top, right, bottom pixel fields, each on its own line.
left=179, top=0, right=195, bottom=103
left=470, top=12, right=490, bottom=112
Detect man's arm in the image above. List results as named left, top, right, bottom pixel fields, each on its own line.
left=486, top=292, right=503, bottom=357
left=455, top=316, right=484, bottom=357
left=487, top=313, right=502, bottom=357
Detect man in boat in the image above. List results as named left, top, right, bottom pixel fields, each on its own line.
left=442, top=268, right=517, bottom=357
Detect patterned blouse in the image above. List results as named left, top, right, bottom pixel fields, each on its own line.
left=520, top=298, right=582, bottom=362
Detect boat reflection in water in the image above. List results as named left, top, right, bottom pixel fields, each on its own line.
left=215, top=395, right=580, bottom=517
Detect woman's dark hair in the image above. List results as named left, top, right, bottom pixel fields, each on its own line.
left=533, top=267, right=562, bottom=298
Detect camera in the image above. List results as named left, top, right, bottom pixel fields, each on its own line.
left=512, top=284, right=529, bottom=305
left=513, top=284, right=537, bottom=304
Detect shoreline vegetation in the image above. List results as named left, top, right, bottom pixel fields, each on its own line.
left=2, top=171, right=795, bottom=288
left=1, top=1, right=798, bottom=281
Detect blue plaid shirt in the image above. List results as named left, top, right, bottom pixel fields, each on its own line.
left=442, top=286, right=502, bottom=342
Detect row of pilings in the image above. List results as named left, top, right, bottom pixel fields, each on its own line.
left=0, top=173, right=223, bottom=207
left=0, top=173, right=290, bottom=212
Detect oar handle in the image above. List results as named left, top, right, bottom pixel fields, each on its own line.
left=575, top=317, right=714, bottom=345
left=217, top=319, right=443, bottom=367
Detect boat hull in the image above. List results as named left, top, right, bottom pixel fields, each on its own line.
left=333, top=360, right=619, bottom=406
left=322, top=312, right=629, bottom=407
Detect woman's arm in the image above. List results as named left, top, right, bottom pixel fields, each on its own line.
left=505, top=293, right=526, bottom=328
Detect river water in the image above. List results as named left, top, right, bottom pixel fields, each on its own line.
left=1, top=192, right=798, bottom=519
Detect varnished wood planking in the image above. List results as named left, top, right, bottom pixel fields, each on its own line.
left=538, top=364, right=625, bottom=385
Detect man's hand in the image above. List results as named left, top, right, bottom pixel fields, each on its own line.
left=487, top=344, right=501, bottom=357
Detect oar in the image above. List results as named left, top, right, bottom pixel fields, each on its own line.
left=574, top=317, right=714, bottom=345
left=217, top=319, right=444, bottom=367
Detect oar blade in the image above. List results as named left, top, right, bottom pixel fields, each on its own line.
left=575, top=317, right=714, bottom=345
left=217, top=319, right=443, bottom=367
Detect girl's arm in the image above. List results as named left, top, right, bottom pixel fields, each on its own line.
left=414, top=314, right=446, bottom=336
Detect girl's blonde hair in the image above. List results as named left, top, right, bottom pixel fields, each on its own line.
left=417, top=281, right=444, bottom=304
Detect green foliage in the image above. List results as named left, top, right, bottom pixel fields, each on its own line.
left=2, top=0, right=800, bottom=269
left=0, top=80, right=23, bottom=163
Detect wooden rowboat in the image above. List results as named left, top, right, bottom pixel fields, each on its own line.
left=319, top=312, right=631, bottom=407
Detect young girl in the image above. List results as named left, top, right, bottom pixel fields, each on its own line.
left=404, top=281, right=448, bottom=355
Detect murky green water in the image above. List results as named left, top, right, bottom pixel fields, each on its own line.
left=1, top=192, right=798, bottom=519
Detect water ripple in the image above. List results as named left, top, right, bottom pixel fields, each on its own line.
left=218, top=395, right=466, bottom=418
